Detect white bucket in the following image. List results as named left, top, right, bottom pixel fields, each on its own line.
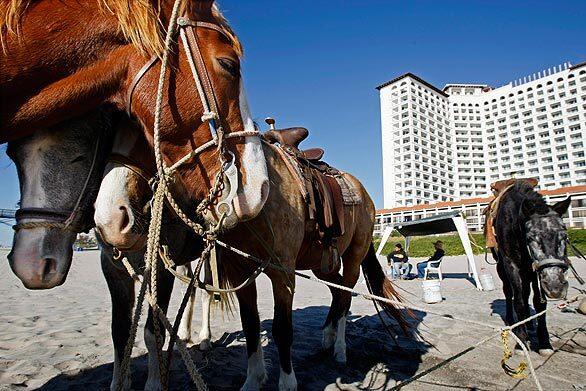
left=422, top=279, right=442, bottom=304
left=479, top=269, right=495, bottom=291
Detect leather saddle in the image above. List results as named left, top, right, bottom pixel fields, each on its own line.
left=262, top=127, right=344, bottom=273
left=263, top=127, right=325, bottom=161
left=484, top=177, right=539, bottom=249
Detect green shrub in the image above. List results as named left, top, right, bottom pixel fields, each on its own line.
left=374, top=229, right=586, bottom=258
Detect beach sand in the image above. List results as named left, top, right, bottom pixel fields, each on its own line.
left=1, top=249, right=585, bottom=390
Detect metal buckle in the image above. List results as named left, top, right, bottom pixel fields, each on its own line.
left=215, top=151, right=238, bottom=217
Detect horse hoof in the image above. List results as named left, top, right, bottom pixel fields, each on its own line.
left=538, top=348, right=554, bottom=357
left=199, top=338, right=212, bottom=351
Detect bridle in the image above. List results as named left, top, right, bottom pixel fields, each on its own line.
left=524, top=213, right=570, bottom=274
left=13, top=133, right=103, bottom=233
left=126, top=16, right=260, bottom=220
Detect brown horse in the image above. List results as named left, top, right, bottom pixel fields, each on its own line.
left=1, top=0, right=269, bottom=288
left=95, top=125, right=408, bottom=390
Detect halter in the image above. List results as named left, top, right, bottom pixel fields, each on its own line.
left=13, top=133, right=103, bottom=233
left=524, top=214, right=570, bottom=273
left=126, top=16, right=259, bottom=218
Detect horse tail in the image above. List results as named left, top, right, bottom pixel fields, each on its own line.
left=361, top=243, right=412, bottom=334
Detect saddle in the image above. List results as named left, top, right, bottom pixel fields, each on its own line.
left=484, top=178, right=539, bottom=249
left=262, top=127, right=345, bottom=273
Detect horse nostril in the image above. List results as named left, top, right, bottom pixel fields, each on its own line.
left=41, top=257, right=57, bottom=280
left=118, top=205, right=132, bottom=233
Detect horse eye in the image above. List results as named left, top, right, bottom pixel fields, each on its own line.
left=71, top=156, right=85, bottom=164
left=217, top=57, right=239, bottom=77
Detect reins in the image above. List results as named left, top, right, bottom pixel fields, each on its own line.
left=116, top=2, right=263, bottom=389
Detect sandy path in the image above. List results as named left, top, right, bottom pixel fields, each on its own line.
left=0, top=249, right=585, bottom=390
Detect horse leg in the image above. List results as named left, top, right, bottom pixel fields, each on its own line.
left=144, top=268, right=175, bottom=391
left=532, top=277, right=553, bottom=356
left=314, top=272, right=343, bottom=353
left=197, top=289, right=213, bottom=351
left=314, top=256, right=360, bottom=365
left=521, top=275, right=534, bottom=331
left=269, top=274, right=297, bottom=390
left=101, top=251, right=134, bottom=391
left=237, top=282, right=267, bottom=391
left=496, top=258, right=515, bottom=326
left=176, top=264, right=195, bottom=346
left=504, top=261, right=529, bottom=349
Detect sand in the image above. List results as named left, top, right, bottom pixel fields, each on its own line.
left=0, top=249, right=585, bottom=390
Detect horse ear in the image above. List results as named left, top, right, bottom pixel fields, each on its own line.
left=551, top=196, right=571, bottom=216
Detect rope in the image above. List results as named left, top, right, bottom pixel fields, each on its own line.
left=500, top=330, right=528, bottom=379
left=116, top=259, right=149, bottom=391
left=210, top=238, right=583, bottom=390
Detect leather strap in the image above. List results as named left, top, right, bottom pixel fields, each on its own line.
left=177, top=17, right=230, bottom=40
left=126, top=56, right=158, bottom=115
left=184, top=24, right=220, bottom=120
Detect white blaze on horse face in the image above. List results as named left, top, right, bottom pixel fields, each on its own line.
left=94, top=166, right=133, bottom=232
left=227, top=83, right=269, bottom=228
left=94, top=128, right=137, bottom=242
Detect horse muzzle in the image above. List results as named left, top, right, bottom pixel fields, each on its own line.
left=8, top=228, right=75, bottom=289
left=536, top=259, right=570, bottom=300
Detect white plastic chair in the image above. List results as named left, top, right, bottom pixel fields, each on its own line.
left=424, top=257, right=444, bottom=281
left=387, top=258, right=397, bottom=279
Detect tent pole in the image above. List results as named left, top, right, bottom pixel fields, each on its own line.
left=453, top=216, right=483, bottom=290
left=376, top=226, right=394, bottom=256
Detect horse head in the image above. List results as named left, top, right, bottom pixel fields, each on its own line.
left=6, top=110, right=114, bottom=289
left=1, top=1, right=268, bottom=288
left=123, top=1, right=269, bottom=230
left=523, top=196, right=571, bottom=300
left=94, top=119, right=155, bottom=250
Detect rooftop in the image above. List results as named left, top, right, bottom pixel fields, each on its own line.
left=377, top=185, right=586, bottom=215
left=376, top=72, right=449, bottom=97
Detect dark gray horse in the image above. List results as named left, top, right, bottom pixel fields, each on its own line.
left=6, top=109, right=115, bottom=289
left=492, top=181, right=571, bottom=356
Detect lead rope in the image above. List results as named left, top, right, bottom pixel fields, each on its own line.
left=116, top=0, right=207, bottom=389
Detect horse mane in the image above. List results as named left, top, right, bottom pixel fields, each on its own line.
left=1, top=0, right=243, bottom=57
left=509, top=181, right=550, bottom=215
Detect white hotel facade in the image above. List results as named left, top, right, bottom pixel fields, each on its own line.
left=376, top=61, right=586, bottom=233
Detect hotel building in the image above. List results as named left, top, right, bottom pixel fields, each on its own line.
left=378, top=61, right=586, bottom=210
left=377, top=62, right=586, bottom=231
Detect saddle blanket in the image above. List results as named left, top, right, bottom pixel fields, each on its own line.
left=335, top=174, right=362, bottom=205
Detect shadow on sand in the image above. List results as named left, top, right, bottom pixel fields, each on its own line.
left=38, top=305, right=429, bottom=390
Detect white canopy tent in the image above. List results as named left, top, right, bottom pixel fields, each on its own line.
left=376, top=211, right=483, bottom=290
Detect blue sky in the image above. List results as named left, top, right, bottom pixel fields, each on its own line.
left=1, top=0, right=585, bottom=245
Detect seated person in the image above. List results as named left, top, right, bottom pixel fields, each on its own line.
left=417, top=240, right=445, bottom=279
left=387, top=243, right=411, bottom=279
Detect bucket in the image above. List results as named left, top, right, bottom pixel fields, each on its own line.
left=422, top=279, right=442, bottom=304
left=479, top=268, right=495, bottom=291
